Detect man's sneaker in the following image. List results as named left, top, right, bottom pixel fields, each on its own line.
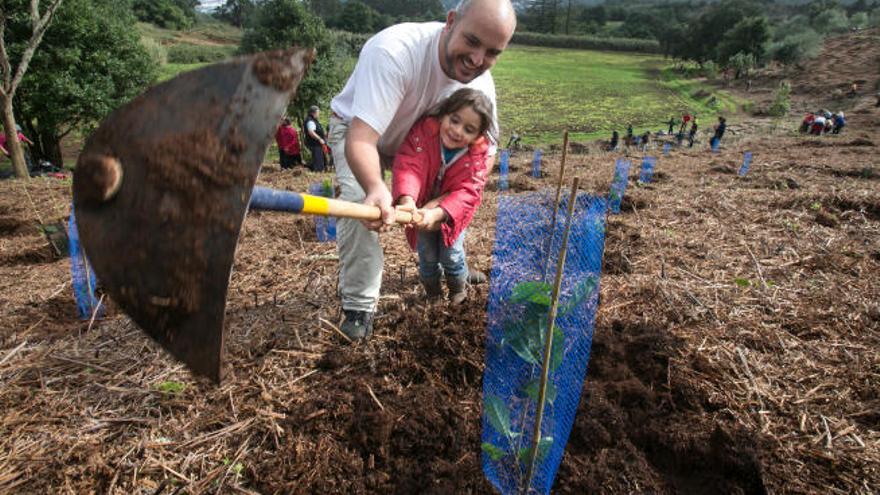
left=341, top=310, right=374, bottom=341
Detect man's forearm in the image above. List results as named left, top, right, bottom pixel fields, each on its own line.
left=345, top=120, right=385, bottom=194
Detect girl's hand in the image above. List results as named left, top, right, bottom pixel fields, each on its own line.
left=415, top=207, right=446, bottom=231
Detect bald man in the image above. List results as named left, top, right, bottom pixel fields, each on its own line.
left=327, top=0, right=516, bottom=340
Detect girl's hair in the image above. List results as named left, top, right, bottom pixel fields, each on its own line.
left=429, top=88, right=496, bottom=141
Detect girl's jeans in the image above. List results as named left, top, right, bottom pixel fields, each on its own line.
left=417, top=229, right=467, bottom=281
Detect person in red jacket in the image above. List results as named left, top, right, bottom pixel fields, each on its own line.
left=392, top=88, right=493, bottom=304
left=274, top=117, right=302, bottom=169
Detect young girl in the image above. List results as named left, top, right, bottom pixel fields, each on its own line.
left=392, top=88, right=494, bottom=304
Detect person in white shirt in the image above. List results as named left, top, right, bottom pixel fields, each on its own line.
left=326, top=0, right=516, bottom=340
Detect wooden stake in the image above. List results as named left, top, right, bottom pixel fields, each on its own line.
left=542, top=130, right=570, bottom=280
left=524, top=177, right=579, bottom=493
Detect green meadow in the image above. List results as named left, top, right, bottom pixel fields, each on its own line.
left=139, top=29, right=745, bottom=148
left=492, top=45, right=741, bottom=145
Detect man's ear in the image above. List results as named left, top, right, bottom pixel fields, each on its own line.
left=444, top=10, right=456, bottom=31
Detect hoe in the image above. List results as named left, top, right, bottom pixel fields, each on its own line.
left=72, top=48, right=416, bottom=383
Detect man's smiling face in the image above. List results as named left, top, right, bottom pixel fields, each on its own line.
left=439, top=2, right=515, bottom=83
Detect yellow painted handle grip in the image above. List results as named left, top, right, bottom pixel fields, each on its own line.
left=301, top=194, right=421, bottom=224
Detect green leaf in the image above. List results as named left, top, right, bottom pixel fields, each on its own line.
left=481, top=442, right=507, bottom=461
left=517, top=436, right=554, bottom=463
left=559, top=276, right=598, bottom=317
left=485, top=394, right=517, bottom=439
left=734, top=278, right=751, bottom=288
left=510, top=281, right=552, bottom=306
left=508, top=324, right=541, bottom=366
left=521, top=378, right=558, bottom=404
left=156, top=381, right=186, bottom=394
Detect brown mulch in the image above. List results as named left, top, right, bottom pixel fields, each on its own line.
left=1, top=32, right=879, bottom=495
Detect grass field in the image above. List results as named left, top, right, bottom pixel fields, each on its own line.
left=492, top=45, right=741, bottom=145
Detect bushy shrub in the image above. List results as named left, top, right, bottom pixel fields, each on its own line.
left=850, top=12, right=869, bottom=29
left=772, top=15, right=811, bottom=41
left=167, top=43, right=237, bottom=64
left=331, top=30, right=370, bottom=56
left=133, top=0, right=195, bottom=30
left=702, top=60, right=718, bottom=80
left=812, top=9, right=849, bottom=34
left=141, top=36, right=168, bottom=66
left=767, top=30, right=822, bottom=65
left=767, top=81, right=791, bottom=117
left=510, top=31, right=661, bottom=53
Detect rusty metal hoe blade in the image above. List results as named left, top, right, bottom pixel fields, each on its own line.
left=72, top=48, right=315, bottom=383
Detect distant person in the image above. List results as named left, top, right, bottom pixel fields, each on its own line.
left=711, top=116, right=726, bottom=148
left=667, top=117, right=676, bottom=134
left=275, top=117, right=303, bottom=169
left=0, top=124, right=34, bottom=157
left=680, top=113, right=691, bottom=134
left=0, top=124, right=35, bottom=173
left=811, top=114, right=826, bottom=135
left=640, top=131, right=650, bottom=151
left=393, top=88, right=493, bottom=305
left=304, top=105, right=327, bottom=172
left=847, top=82, right=858, bottom=98
left=506, top=132, right=521, bottom=150
left=800, top=113, right=815, bottom=134
left=687, top=118, right=698, bottom=148
left=832, top=111, right=846, bottom=134
left=609, top=130, right=619, bottom=151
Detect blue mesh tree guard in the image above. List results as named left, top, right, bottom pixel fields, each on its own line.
left=738, top=151, right=753, bottom=176
left=308, top=181, right=336, bottom=241
left=663, top=142, right=671, bottom=156
left=69, top=205, right=104, bottom=320
left=531, top=150, right=543, bottom=178
left=608, top=158, right=631, bottom=214
left=482, top=190, right=607, bottom=495
left=710, top=136, right=720, bottom=152
left=638, top=156, right=657, bottom=183
left=499, top=150, right=510, bottom=191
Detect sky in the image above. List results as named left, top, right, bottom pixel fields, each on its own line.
left=197, top=0, right=224, bottom=12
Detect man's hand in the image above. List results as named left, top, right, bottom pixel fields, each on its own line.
left=363, top=184, right=394, bottom=231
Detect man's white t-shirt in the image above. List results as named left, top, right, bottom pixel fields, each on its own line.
left=330, top=22, right=499, bottom=159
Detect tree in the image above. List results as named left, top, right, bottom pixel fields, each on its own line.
left=305, top=0, right=342, bottom=22
left=0, top=0, right=63, bottom=178
left=687, top=0, right=763, bottom=64
left=213, top=0, right=255, bottom=27
left=812, top=8, right=849, bottom=33
left=132, top=0, right=198, bottom=29
left=336, top=0, right=382, bottom=33
left=717, top=16, right=770, bottom=65
left=767, top=29, right=823, bottom=66
left=240, top=0, right=348, bottom=121
left=728, top=51, right=756, bottom=80
left=12, top=0, right=157, bottom=167
left=361, top=0, right=444, bottom=20
left=524, top=0, right=560, bottom=34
